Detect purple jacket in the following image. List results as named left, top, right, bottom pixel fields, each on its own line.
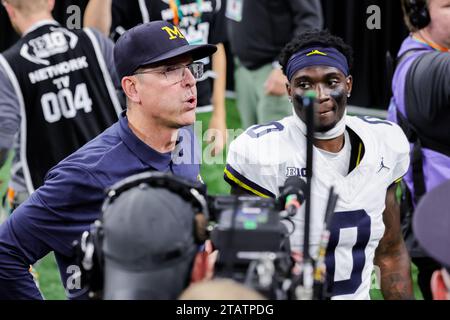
left=387, top=36, right=450, bottom=205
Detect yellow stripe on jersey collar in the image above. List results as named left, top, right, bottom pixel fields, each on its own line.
left=224, top=168, right=270, bottom=198
left=356, top=142, right=363, bottom=166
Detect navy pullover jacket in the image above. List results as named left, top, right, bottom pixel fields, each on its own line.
left=0, top=113, right=200, bottom=299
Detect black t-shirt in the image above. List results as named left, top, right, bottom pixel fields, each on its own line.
left=226, top=0, right=323, bottom=70
left=1, top=24, right=120, bottom=191
left=110, top=0, right=227, bottom=109
left=405, top=51, right=450, bottom=154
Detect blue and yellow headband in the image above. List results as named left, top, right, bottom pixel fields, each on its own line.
left=285, top=47, right=349, bottom=81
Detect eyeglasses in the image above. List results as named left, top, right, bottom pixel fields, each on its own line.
left=134, top=62, right=204, bottom=84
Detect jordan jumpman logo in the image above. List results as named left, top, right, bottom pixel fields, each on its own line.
left=377, top=157, right=390, bottom=173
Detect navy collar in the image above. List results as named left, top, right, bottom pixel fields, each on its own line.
left=118, top=113, right=173, bottom=172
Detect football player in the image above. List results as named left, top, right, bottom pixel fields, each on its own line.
left=224, top=30, right=414, bottom=300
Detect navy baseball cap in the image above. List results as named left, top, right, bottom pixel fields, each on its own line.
left=102, top=184, right=198, bottom=300
left=413, top=180, right=450, bottom=268
left=114, top=20, right=217, bottom=79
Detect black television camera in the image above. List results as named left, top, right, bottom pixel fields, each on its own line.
left=73, top=173, right=319, bottom=300
left=206, top=177, right=307, bottom=300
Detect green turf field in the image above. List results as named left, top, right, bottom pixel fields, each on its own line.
left=28, top=99, right=422, bottom=300
left=0, top=150, right=14, bottom=222
left=196, top=98, right=243, bottom=194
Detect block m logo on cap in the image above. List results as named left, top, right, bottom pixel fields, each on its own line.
left=161, top=26, right=186, bottom=40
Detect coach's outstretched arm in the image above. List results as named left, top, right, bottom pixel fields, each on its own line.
left=0, top=164, right=104, bottom=299
left=374, top=183, right=414, bottom=300
left=0, top=214, right=46, bottom=299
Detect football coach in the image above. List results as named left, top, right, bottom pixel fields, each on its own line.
left=0, top=20, right=216, bottom=299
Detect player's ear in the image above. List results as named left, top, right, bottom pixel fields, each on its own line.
left=346, top=75, right=353, bottom=97
left=2, top=1, right=15, bottom=19
left=47, top=0, right=55, bottom=12
left=286, top=82, right=292, bottom=97
left=121, top=76, right=141, bottom=104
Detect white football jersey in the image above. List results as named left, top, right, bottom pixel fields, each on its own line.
left=225, top=115, right=410, bottom=300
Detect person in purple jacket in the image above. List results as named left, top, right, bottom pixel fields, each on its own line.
left=0, top=20, right=216, bottom=299
left=387, top=0, right=450, bottom=300
left=413, top=180, right=450, bottom=300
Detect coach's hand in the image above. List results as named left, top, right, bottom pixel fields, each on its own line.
left=264, top=68, right=288, bottom=96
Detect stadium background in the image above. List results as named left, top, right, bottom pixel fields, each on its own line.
left=1, top=0, right=409, bottom=110
left=0, top=1, right=422, bottom=299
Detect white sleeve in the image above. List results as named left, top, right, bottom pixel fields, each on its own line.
left=225, top=135, right=278, bottom=198
left=388, top=122, right=410, bottom=184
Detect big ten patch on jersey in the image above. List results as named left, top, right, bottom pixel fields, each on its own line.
left=20, top=27, right=78, bottom=66
left=285, top=167, right=308, bottom=178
